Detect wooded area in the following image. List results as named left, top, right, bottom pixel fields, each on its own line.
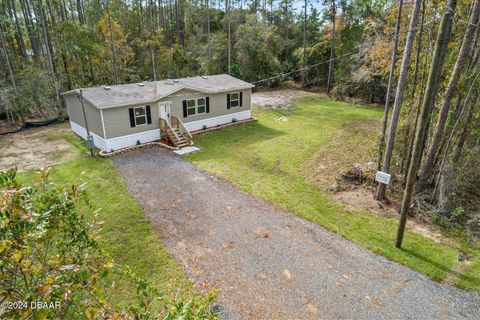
left=0, top=0, right=479, bottom=240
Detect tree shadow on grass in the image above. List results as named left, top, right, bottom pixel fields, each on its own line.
left=401, top=247, right=479, bottom=288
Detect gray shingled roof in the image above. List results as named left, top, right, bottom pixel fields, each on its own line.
left=62, top=74, right=254, bottom=108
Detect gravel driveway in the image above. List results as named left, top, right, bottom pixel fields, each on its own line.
left=113, top=148, right=480, bottom=320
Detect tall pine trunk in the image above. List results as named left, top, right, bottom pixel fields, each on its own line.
left=326, top=0, right=335, bottom=93
left=302, top=0, right=307, bottom=87
left=106, top=0, right=119, bottom=84
left=376, top=0, right=421, bottom=200
left=417, top=0, right=480, bottom=190
left=376, top=0, right=404, bottom=172
left=206, top=0, right=212, bottom=66
left=39, top=0, right=62, bottom=112
left=396, top=0, right=457, bottom=248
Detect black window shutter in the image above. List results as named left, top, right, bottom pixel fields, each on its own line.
left=240, top=92, right=243, bottom=107
left=146, top=105, right=152, bottom=124
left=129, top=108, right=135, bottom=127
left=206, top=97, right=210, bottom=113
left=182, top=100, right=187, bottom=117
left=227, top=94, right=231, bottom=109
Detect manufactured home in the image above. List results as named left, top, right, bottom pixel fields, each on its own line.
left=62, top=74, right=254, bottom=151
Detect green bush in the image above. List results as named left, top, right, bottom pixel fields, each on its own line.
left=0, top=167, right=218, bottom=319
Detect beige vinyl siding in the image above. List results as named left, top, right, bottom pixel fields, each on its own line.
left=64, top=94, right=104, bottom=138
left=159, top=88, right=251, bottom=123
left=96, top=87, right=251, bottom=139
left=102, top=102, right=159, bottom=139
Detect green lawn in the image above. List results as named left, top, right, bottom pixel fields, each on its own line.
left=185, top=95, right=480, bottom=290
left=18, top=139, right=195, bottom=308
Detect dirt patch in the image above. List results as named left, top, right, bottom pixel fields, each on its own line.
left=444, top=259, right=472, bottom=286
left=252, top=89, right=321, bottom=109
left=332, top=188, right=398, bottom=216
left=0, top=123, right=80, bottom=171
left=303, top=118, right=380, bottom=189
left=301, top=117, right=452, bottom=245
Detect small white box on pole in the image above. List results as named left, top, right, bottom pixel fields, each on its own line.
left=375, top=171, right=391, bottom=185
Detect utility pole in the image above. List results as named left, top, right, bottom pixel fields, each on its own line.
left=326, top=0, right=336, bottom=93
left=302, top=0, right=307, bottom=87
left=227, top=0, right=231, bottom=75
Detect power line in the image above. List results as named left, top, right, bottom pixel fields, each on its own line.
left=251, top=50, right=359, bottom=85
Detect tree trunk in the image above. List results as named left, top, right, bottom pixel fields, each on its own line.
left=396, top=0, right=457, bottom=248
left=0, top=22, right=17, bottom=93
left=400, top=0, right=425, bottom=175
left=37, top=0, right=58, bottom=77
left=302, top=0, right=307, bottom=87
left=20, top=0, right=42, bottom=64
left=106, top=0, right=119, bottom=84
left=76, top=0, right=84, bottom=24
left=151, top=48, right=157, bottom=81
left=10, top=0, right=28, bottom=63
left=227, top=0, right=231, bottom=75
left=206, top=0, right=212, bottom=65
left=326, top=0, right=336, bottom=93
left=39, top=0, right=62, bottom=111
left=417, top=0, right=480, bottom=190
left=453, top=101, right=476, bottom=163
left=376, top=0, right=421, bottom=200
left=376, top=0, right=404, bottom=172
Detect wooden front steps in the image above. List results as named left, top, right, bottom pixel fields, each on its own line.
left=166, top=127, right=191, bottom=148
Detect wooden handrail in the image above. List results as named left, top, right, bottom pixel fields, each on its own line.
left=159, top=117, right=181, bottom=143
left=172, top=116, right=193, bottom=144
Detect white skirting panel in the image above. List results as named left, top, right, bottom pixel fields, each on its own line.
left=70, top=121, right=107, bottom=150
left=105, top=129, right=160, bottom=151
left=183, top=110, right=251, bottom=132
left=71, top=110, right=251, bottom=151
left=70, top=121, right=160, bottom=151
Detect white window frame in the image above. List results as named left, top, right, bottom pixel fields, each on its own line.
left=230, top=92, right=240, bottom=108
left=134, top=106, right=147, bottom=126
left=186, top=97, right=207, bottom=117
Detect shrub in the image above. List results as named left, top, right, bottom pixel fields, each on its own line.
left=0, top=167, right=218, bottom=319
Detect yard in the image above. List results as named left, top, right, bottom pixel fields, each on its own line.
left=14, top=134, right=196, bottom=308
left=186, top=91, right=480, bottom=290
left=2, top=89, right=479, bottom=311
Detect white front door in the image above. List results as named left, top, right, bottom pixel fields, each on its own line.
left=159, top=101, right=172, bottom=123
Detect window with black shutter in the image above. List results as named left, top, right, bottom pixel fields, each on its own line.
left=229, top=92, right=240, bottom=108
left=182, top=97, right=208, bottom=117
left=129, top=106, right=149, bottom=127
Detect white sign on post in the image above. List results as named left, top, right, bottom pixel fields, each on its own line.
left=375, top=171, right=391, bottom=185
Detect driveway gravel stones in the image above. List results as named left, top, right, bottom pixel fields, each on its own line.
left=113, top=148, right=480, bottom=320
